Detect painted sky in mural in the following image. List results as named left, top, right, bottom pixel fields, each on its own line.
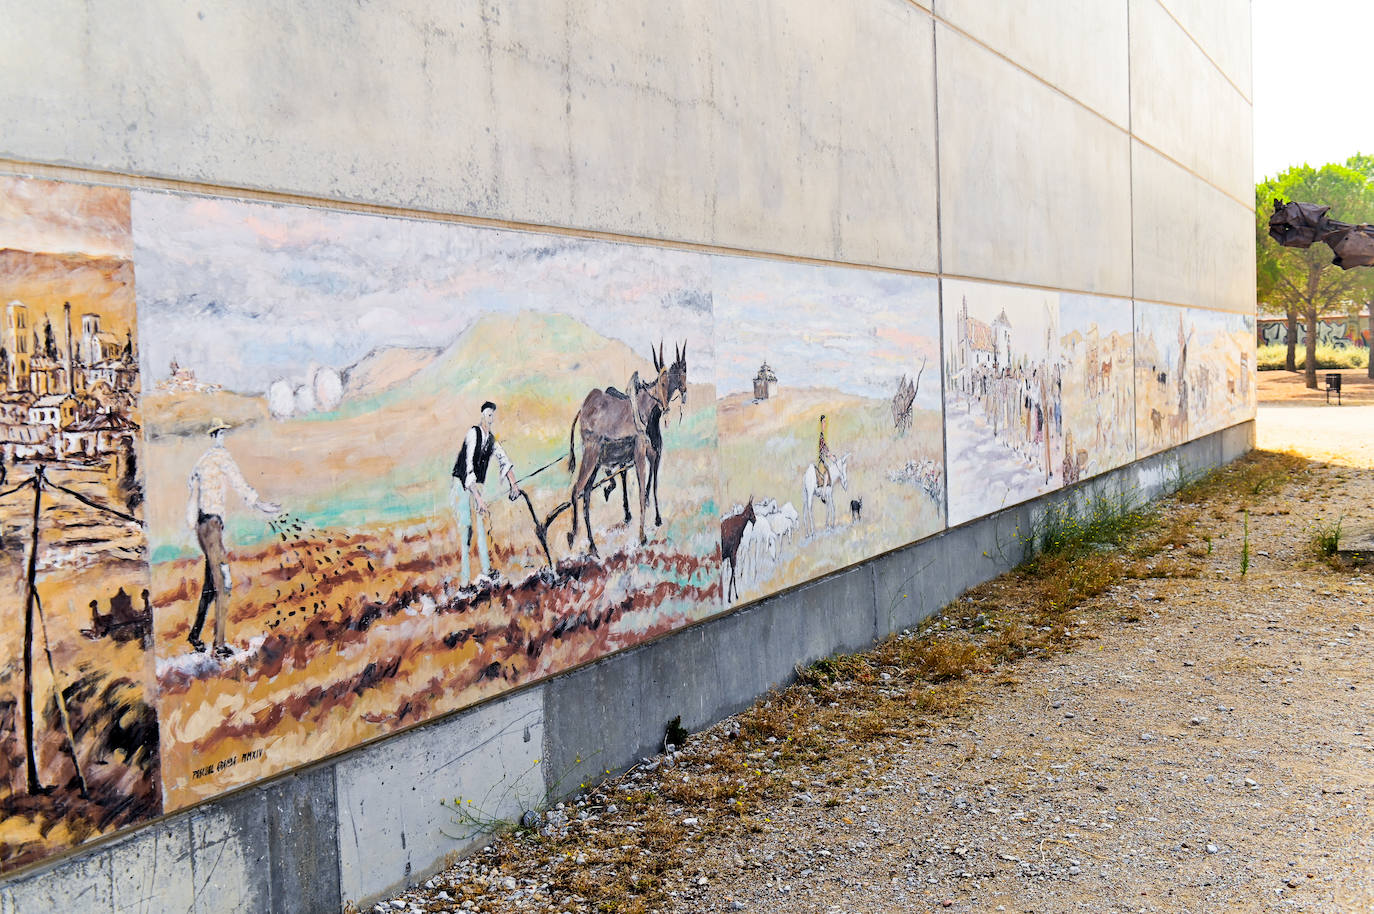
left=713, top=257, right=943, bottom=605
left=712, top=257, right=938, bottom=401
left=133, top=193, right=715, bottom=395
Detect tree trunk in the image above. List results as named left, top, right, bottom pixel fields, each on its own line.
left=1285, top=307, right=1298, bottom=371
left=1304, top=301, right=1319, bottom=389
left=1367, top=311, right=1374, bottom=380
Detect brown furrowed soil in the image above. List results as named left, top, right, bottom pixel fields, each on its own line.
left=155, top=516, right=719, bottom=810
left=379, top=424, right=1373, bottom=914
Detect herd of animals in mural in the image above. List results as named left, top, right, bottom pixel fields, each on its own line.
left=0, top=174, right=1255, bottom=871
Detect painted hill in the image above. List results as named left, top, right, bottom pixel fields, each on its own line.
left=342, top=346, right=441, bottom=400
left=335, top=310, right=676, bottom=422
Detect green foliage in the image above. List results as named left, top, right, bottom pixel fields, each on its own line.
left=1256, top=158, right=1374, bottom=321
left=1256, top=343, right=1368, bottom=370
left=1019, top=489, right=1156, bottom=566
left=1240, top=510, right=1251, bottom=577
left=1312, top=515, right=1344, bottom=558
left=1257, top=156, right=1374, bottom=385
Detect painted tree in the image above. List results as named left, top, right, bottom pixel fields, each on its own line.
left=1256, top=158, right=1374, bottom=388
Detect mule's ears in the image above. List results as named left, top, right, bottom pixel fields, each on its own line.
left=651, top=342, right=662, bottom=372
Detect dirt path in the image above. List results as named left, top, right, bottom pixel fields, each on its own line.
left=378, top=420, right=1373, bottom=914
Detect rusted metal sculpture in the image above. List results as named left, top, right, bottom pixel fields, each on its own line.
left=1268, top=199, right=1374, bottom=268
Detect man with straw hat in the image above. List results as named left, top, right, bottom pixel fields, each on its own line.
left=185, top=417, right=280, bottom=657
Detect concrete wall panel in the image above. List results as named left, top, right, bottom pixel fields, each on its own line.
left=0, top=0, right=937, bottom=269
left=0, top=1, right=504, bottom=213
left=334, top=688, right=544, bottom=908
left=937, top=25, right=1132, bottom=294
left=1130, top=0, right=1252, bottom=202
left=709, top=0, right=938, bottom=267
left=1155, top=0, right=1253, bottom=100
left=1132, top=142, right=1255, bottom=312
left=936, top=0, right=1129, bottom=127
left=187, top=794, right=273, bottom=914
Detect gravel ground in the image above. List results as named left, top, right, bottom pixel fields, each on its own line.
left=373, top=412, right=1373, bottom=914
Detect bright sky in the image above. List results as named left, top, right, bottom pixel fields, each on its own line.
left=1253, top=0, right=1374, bottom=182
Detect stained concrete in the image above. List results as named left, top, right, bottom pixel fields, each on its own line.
left=334, top=686, right=544, bottom=908
left=936, top=23, right=1133, bottom=296
left=541, top=563, right=882, bottom=802
left=188, top=790, right=272, bottom=913
left=265, top=769, right=341, bottom=914
left=0, top=0, right=939, bottom=271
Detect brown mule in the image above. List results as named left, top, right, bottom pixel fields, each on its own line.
left=565, top=343, right=687, bottom=556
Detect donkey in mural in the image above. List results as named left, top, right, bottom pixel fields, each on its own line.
left=801, top=452, right=850, bottom=535
left=565, top=343, right=687, bottom=555
left=599, top=343, right=688, bottom=531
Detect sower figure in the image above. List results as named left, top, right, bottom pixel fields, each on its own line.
left=450, top=401, right=521, bottom=589
left=185, top=418, right=280, bottom=657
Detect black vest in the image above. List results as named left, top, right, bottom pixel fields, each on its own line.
left=451, top=426, right=496, bottom=483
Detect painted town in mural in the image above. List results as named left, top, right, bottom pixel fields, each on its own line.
left=0, top=174, right=1257, bottom=871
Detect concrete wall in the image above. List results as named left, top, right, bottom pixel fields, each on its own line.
left=0, top=0, right=1254, bottom=910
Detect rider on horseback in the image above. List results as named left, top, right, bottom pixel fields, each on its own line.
left=817, top=414, right=834, bottom=489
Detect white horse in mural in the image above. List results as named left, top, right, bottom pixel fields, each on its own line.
left=802, top=453, right=850, bottom=535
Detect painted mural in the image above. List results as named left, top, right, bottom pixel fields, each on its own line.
left=1135, top=302, right=1189, bottom=458
left=1187, top=310, right=1256, bottom=438
left=712, top=259, right=943, bottom=605
left=943, top=280, right=1064, bottom=526
left=0, top=173, right=1264, bottom=874
left=1134, top=303, right=1253, bottom=457
left=1058, top=295, right=1136, bottom=482
left=0, top=177, right=160, bottom=871
left=132, top=193, right=722, bottom=807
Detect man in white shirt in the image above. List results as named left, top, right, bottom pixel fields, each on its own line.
left=450, top=401, right=520, bottom=588
left=186, top=418, right=280, bottom=657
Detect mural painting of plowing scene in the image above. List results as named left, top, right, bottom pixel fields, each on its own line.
left=133, top=193, right=723, bottom=808
left=712, top=258, right=944, bottom=605
left=0, top=177, right=160, bottom=870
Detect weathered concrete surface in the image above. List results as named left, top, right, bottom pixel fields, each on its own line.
left=265, top=768, right=342, bottom=914
left=334, top=687, right=544, bottom=909
left=936, top=23, right=1133, bottom=295
left=188, top=790, right=273, bottom=913
left=0, top=0, right=938, bottom=269
left=936, top=0, right=1129, bottom=127
left=708, top=0, right=938, bottom=268
left=1130, top=0, right=1252, bottom=203
left=541, top=564, right=880, bottom=802
left=1132, top=142, right=1256, bottom=313
left=1156, top=0, right=1253, bottom=100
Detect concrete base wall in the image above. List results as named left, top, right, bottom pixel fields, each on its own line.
left=0, top=420, right=1253, bottom=913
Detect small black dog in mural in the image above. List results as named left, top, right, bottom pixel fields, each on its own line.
left=850, top=497, right=863, bottom=522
